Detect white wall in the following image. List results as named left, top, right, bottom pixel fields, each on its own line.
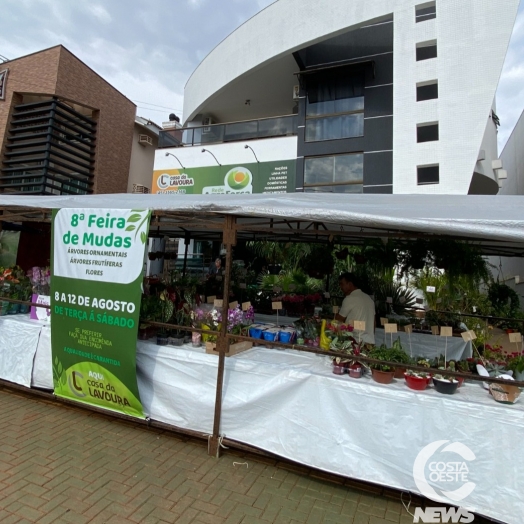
left=128, top=126, right=158, bottom=192
left=183, top=0, right=519, bottom=196
left=154, top=136, right=298, bottom=171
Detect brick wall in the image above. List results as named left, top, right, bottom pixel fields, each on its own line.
left=55, top=47, right=136, bottom=194
left=0, top=47, right=61, bottom=170
left=0, top=45, right=136, bottom=195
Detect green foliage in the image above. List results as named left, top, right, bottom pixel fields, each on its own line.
left=373, top=280, right=417, bottom=317
left=368, top=338, right=411, bottom=371
left=488, top=282, right=520, bottom=320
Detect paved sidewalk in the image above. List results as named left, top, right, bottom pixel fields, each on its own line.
left=0, top=387, right=445, bottom=523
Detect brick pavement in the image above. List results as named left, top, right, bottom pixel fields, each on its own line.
left=0, top=387, right=463, bottom=524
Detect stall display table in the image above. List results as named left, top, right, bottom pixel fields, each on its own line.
left=1, top=315, right=522, bottom=523
left=375, top=328, right=472, bottom=361
left=0, top=315, right=48, bottom=387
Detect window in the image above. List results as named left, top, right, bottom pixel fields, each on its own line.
left=417, top=123, right=439, bottom=142
left=416, top=41, right=437, bottom=61
left=304, top=154, right=363, bottom=193
left=417, top=164, right=439, bottom=185
left=416, top=2, right=436, bottom=22
left=417, top=81, right=438, bottom=101
left=305, top=69, right=365, bottom=142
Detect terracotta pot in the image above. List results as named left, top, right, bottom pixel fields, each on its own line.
left=394, top=367, right=406, bottom=379
left=404, top=374, right=428, bottom=391
left=371, top=368, right=395, bottom=384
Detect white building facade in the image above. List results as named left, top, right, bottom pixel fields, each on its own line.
left=155, top=0, right=519, bottom=197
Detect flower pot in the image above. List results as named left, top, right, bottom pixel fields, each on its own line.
left=7, top=303, right=20, bottom=315
left=433, top=378, right=459, bottom=395
left=371, top=368, right=395, bottom=384
left=138, top=328, right=150, bottom=340
left=394, top=367, right=406, bottom=379
left=192, top=331, right=202, bottom=347
left=332, top=363, right=347, bottom=375
left=0, top=301, right=9, bottom=316
left=157, top=334, right=169, bottom=346
left=168, top=336, right=184, bottom=347
left=349, top=364, right=362, bottom=378
left=404, top=374, right=428, bottom=391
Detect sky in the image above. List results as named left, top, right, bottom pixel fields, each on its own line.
left=1, top=0, right=523, bottom=152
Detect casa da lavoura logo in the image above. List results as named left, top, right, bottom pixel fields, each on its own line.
left=156, top=172, right=195, bottom=191
left=412, top=440, right=476, bottom=523
left=202, top=166, right=253, bottom=195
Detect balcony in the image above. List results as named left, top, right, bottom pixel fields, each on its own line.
left=159, top=114, right=297, bottom=148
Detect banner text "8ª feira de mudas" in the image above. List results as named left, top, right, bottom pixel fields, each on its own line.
left=61, top=213, right=133, bottom=249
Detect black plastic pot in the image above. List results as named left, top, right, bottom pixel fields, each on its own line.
left=433, top=378, right=459, bottom=395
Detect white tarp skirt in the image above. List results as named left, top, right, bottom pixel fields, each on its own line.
left=3, top=316, right=523, bottom=523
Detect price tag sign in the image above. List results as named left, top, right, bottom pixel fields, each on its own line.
left=403, top=324, right=413, bottom=334
left=380, top=317, right=389, bottom=326
left=416, top=298, right=424, bottom=305
left=324, top=292, right=330, bottom=298
left=468, top=330, right=477, bottom=341
left=461, top=331, right=473, bottom=342
left=229, top=301, right=238, bottom=309
left=386, top=297, right=393, bottom=304
left=354, top=320, right=366, bottom=331
left=509, top=332, right=522, bottom=343
left=332, top=306, right=339, bottom=314
left=216, top=275, right=222, bottom=282
left=242, top=301, right=252, bottom=311
left=272, top=301, right=283, bottom=310
left=214, top=299, right=224, bottom=308
left=426, top=286, right=436, bottom=293
left=239, top=283, right=247, bottom=289
left=431, top=325, right=439, bottom=335
left=384, top=323, right=398, bottom=334
left=207, top=296, right=216, bottom=304
left=440, top=326, right=453, bottom=337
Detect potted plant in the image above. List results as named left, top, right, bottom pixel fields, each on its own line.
left=156, top=291, right=174, bottom=346
left=507, top=352, right=524, bottom=382
left=432, top=370, right=460, bottom=395
left=368, top=345, right=398, bottom=384
left=386, top=337, right=412, bottom=378
left=404, top=369, right=430, bottom=391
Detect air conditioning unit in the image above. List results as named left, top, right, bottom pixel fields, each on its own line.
left=132, top=184, right=150, bottom=194
left=138, top=134, right=153, bottom=146
left=202, top=116, right=214, bottom=133
left=293, top=85, right=300, bottom=100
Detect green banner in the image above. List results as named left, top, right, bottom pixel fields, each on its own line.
left=51, top=208, right=150, bottom=418
left=152, top=159, right=296, bottom=195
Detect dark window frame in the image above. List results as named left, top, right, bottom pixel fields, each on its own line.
left=417, top=164, right=439, bottom=185
left=417, top=123, right=439, bottom=143
left=304, top=153, right=364, bottom=193
left=417, top=81, right=438, bottom=102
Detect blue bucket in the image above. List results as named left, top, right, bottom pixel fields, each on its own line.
left=249, top=327, right=263, bottom=339
left=263, top=330, right=279, bottom=342
left=279, top=331, right=293, bottom=343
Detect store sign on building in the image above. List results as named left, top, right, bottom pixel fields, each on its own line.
left=0, top=69, right=8, bottom=101
left=50, top=208, right=151, bottom=418
left=151, top=160, right=295, bottom=195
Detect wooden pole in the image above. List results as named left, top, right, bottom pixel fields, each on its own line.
left=208, top=215, right=236, bottom=457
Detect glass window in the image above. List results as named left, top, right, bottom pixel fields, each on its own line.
left=305, top=113, right=364, bottom=142
left=304, top=154, right=363, bottom=193
left=305, top=68, right=365, bottom=142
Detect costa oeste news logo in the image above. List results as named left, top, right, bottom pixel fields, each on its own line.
left=412, top=440, right=476, bottom=523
